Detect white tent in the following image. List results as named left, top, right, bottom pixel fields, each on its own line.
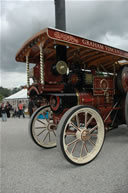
left=4, top=89, right=28, bottom=108
left=5, top=89, right=28, bottom=100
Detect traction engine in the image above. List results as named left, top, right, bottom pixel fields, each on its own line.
left=16, top=27, right=128, bottom=166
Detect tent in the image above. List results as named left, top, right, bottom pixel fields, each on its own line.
left=5, top=89, right=28, bottom=100
left=4, top=89, right=28, bottom=108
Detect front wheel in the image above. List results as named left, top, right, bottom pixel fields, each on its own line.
left=29, top=105, right=57, bottom=149
left=58, top=105, right=105, bottom=165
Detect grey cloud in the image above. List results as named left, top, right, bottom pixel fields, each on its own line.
left=1, top=1, right=55, bottom=73
left=66, top=1, right=128, bottom=40
left=1, top=0, right=128, bottom=74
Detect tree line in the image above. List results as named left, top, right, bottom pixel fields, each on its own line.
left=0, top=87, right=22, bottom=102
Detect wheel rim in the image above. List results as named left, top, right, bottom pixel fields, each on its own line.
left=32, top=106, right=56, bottom=148
left=62, top=107, right=104, bottom=164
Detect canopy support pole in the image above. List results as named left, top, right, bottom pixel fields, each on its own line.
left=39, top=44, right=44, bottom=84
left=26, top=55, right=30, bottom=88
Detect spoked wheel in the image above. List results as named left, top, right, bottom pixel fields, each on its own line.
left=125, top=93, right=128, bottom=126
left=58, top=105, right=105, bottom=165
left=29, top=105, right=57, bottom=149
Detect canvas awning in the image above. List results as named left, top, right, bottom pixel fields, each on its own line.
left=4, top=89, right=28, bottom=100
left=16, top=27, right=128, bottom=72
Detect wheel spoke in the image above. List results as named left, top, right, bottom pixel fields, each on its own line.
left=35, top=126, right=46, bottom=129
left=37, top=129, right=47, bottom=136
left=87, top=115, right=93, bottom=127
left=69, top=121, right=80, bottom=131
left=89, top=125, right=98, bottom=134
left=76, top=114, right=80, bottom=128
left=88, top=139, right=96, bottom=146
left=91, top=133, right=97, bottom=137
left=85, top=112, right=88, bottom=128
left=49, top=132, right=50, bottom=142
left=67, top=139, right=80, bottom=147
left=65, top=130, right=76, bottom=136
left=80, top=142, right=84, bottom=157
left=52, top=130, right=56, bottom=137
left=84, top=142, right=88, bottom=153
left=43, top=131, right=49, bottom=142
left=71, top=140, right=79, bottom=154
left=37, top=119, right=47, bottom=125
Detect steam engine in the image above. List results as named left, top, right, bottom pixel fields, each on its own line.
left=28, top=56, right=128, bottom=128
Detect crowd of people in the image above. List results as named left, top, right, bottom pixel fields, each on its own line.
left=0, top=97, right=44, bottom=121
left=0, top=101, right=26, bottom=121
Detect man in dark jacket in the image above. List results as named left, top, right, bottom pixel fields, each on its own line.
left=28, top=98, right=35, bottom=117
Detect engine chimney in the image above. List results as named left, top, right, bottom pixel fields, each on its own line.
left=54, top=0, right=67, bottom=63
left=54, top=0, right=66, bottom=31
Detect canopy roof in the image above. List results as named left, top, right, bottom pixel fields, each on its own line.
left=16, top=27, right=128, bottom=72
left=5, top=89, right=28, bottom=100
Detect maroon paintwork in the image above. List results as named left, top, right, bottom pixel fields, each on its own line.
left=16, top=27, right=128, bottom=128
left=48, top=28, right=128, bottom=58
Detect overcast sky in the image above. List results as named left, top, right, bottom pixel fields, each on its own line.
left=1, top=0, right=128, bottom=88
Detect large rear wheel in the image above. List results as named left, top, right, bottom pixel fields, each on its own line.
left=29, top=105, right=56, bottom=148
left=58, top=105, right=105, bottom=165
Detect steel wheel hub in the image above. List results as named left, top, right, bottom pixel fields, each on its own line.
left=48, top=123, right=56, bottom=131
left=76, top=129, right=90, bottom=141
left=81, top=130, right=90, bottom=141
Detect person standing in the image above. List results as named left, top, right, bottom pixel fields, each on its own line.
left=1, top=103, right=7, bottom=121
left=28, top=98, right=35, bottom=117
left=18, top=101, right=25, bottom=118
left=6, top=102, right=12, bottom=118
